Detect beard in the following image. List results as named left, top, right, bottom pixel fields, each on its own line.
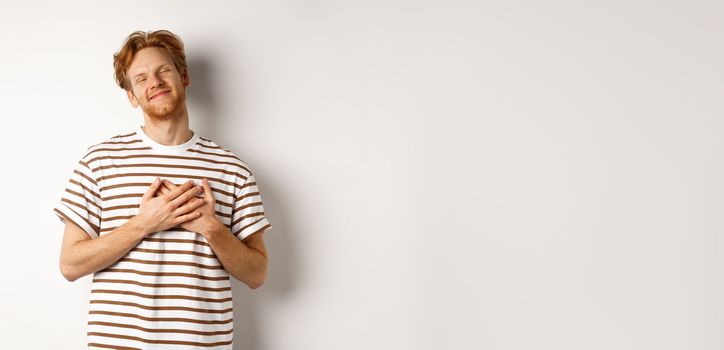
left=141, top=89, right=187, bottom=121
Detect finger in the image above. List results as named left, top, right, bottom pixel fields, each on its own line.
left=158, top=185, right=170, bottom=196
left=174, top=197, right=206, bottom=216
left=161, top=181, right=178, bottom=197
left=164, top=180, right=196, bottom=202
left=202, top=178, right=215, bottom=202
left=162, top=182, right=174, bottom=193
left=162, top=179, right=180, bottom=190
left=142, top=178, right=162, bottom=200
left=154, top=181, right=173, bottom=197
left=170, top=183, right=203, bottom=208
left=173, top=210, right=202, bottom=225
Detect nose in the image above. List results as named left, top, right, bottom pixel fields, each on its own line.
left=148, top=72, right=165, bottom=89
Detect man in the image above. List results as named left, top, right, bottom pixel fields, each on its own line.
left=53, top=29, right=272, bottom=349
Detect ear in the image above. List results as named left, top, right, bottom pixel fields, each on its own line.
left=182, top=70, right=191, bottom=88
left=126, top=89, right=139, bottom=108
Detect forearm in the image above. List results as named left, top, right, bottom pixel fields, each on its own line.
left=61, top=218, right=147, bottom=281
left=205, top=222, right=267, bottom=289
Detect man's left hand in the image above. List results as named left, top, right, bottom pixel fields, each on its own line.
left=155, top=178, right=222, bottom=237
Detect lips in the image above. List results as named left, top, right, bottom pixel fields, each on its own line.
left=150, top=90, right=171, bottom=100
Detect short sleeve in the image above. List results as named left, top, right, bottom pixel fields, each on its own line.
left=52, top=155, right=102, bottom=239
left=231, top=171, right=272, bottom=240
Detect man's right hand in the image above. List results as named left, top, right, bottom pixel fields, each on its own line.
left=132, top=178, right=206, bottom=235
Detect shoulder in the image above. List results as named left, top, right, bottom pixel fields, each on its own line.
left=195, top=136, right=254, bottom=177
left=80, top=129, right=140, bottom=163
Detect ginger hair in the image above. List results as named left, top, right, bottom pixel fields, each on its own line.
left=113, top=30, right=188, bottom=91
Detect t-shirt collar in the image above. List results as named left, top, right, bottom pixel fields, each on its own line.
left=137, top=124, right=199, bottom=155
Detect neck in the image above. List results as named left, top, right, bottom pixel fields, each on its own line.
left=141, top=106, right=193, bottom=146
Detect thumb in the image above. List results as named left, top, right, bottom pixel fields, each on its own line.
left=202, top=178, right=214, bottom=202
left=143, top=178, right=162, bottom=200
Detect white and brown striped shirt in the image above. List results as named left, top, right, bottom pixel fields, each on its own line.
left=53, top=125, right=272, bottom=349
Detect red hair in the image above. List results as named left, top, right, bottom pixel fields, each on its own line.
left=113, top=30, right=188, bottom=90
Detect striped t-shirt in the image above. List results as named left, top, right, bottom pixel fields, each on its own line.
left=53, top=125, right=272, bottom=349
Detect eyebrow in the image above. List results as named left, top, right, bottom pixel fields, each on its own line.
left=132, top=64, right=171, bottom=79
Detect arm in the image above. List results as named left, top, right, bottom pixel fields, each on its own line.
left=59, top=178, right=206, bottom=282
left=204, top=221, right=269, bottom=289
left=59, top=219, right=146, bottom=282
left=158, top=178, right=271, bottom=289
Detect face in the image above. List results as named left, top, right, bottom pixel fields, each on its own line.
left=125, top=47, right=190, bottom=120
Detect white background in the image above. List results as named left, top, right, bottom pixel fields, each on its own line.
left=1, top=0, right=722, bottom=349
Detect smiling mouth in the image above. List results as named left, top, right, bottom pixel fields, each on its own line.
left=150, top=91, right=171, bottom=100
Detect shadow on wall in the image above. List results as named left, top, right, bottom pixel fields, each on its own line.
left=186, top=55, right=299, bottom=350
left=187, top=56, right=219, bottom=132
